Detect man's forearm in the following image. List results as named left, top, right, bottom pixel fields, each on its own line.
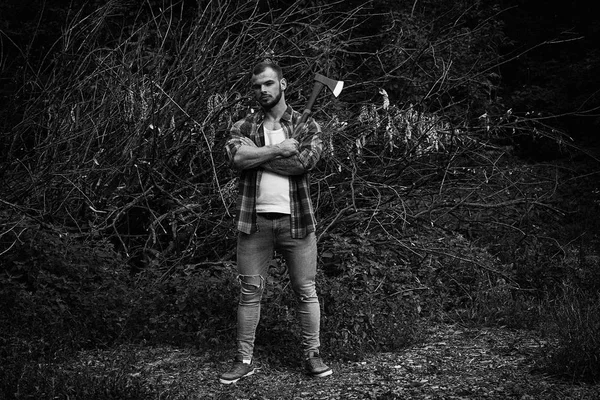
left=232, top=145, right=285, bottom=170
left=263, top=156, right=305, bottom=175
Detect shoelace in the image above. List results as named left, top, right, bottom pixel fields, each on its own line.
left=307, top=357, right=326, bottom=369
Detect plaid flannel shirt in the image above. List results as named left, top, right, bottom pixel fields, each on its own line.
left=225, top=105, right=323, bottom=238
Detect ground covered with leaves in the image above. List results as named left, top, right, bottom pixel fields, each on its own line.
left=63, top=324, right=599, bottom=400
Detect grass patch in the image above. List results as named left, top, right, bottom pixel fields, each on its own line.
left=541, top=286, right=600, bottom=383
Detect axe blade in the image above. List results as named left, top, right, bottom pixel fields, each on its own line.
left=315, top=73, right=344, bottom=97
left=297, top=72, right=345, bottom=127
left=332, top=80, right=344, bottom=97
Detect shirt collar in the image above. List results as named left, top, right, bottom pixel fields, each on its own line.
left=254, top=105, right=294, bottom=124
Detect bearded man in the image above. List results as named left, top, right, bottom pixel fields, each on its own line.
left=220, top=61, right=332, bottom=384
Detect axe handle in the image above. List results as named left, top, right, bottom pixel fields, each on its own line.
left=299, top=80, right=325, bottom=124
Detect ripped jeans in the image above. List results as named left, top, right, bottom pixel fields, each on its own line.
left=235, top=213, right=321, bottom=360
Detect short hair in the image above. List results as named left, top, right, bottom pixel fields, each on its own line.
left=252, top=61, right=283, bottom=80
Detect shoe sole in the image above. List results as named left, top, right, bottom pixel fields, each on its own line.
left=309, top=368, right=333, bottom=378
left=219, top=369, right=255, bottom=384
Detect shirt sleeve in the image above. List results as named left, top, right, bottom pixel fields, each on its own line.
left=295, top=118, right=323, bottom=171
left=225, top=119, right=256, bottom=169
left=262, top=117, right=323, bottom=175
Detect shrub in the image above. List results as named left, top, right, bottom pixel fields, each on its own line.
left=0, top=222, right=133, bottom=353
left=123, top=263, right=239, bottom=348
left=0, top=215, right=148, bottom=399
left=0, top=0, right=513, bottom=271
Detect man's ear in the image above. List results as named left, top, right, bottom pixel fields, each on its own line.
left=280, top=78, right=287, bottom=91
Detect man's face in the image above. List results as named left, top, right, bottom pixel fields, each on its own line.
left=251, top=67, right=286, bottom=110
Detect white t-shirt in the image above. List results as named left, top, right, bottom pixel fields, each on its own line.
left=256, top=126, right=291, bottom=214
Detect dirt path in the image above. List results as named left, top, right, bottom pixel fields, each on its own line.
left=76, top=324, right=600, bottom=399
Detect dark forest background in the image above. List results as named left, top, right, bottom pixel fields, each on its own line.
left=1, top=0, right=599, bottom=398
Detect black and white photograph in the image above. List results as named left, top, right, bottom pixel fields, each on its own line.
left=1, top=1, right=599, bottom=398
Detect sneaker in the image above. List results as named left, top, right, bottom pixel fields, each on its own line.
left=305, top=352, right=333, bottom=378
left=219, top=356, right=255, bottom=384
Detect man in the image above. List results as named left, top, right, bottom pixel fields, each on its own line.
left=220, top=61, right=332, bottom=384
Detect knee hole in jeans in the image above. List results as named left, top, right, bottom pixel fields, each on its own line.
left=238, top=275, right=264, bottom=305
left=290, top=281, right=318, bottom=304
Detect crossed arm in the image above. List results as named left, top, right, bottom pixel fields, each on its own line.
left=226, top=116, right=324, bottom=176
left=231, top=137, right=310, bottom=176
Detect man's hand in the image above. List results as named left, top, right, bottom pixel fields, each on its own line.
left=231, top=137, right=298, bottom=170
left=274, top=138, right=299, bottom=158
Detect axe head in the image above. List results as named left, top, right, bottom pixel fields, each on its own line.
left=314, top=73, right=344, bottom=97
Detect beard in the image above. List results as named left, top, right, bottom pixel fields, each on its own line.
left=258, top=89, right=283, bottom=110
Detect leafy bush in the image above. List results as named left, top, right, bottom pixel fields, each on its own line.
left=317, top=232, right=424, bottom=359
left=0, top=0, right=514, bottom=269
left=0, top=214, right=147, bottom=398
left=123, top=264, right=239, bottom=348
left=0, top=222, right=133, bottom=353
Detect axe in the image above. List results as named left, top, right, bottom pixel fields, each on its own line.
left=293, top=73, right=344, bottom=136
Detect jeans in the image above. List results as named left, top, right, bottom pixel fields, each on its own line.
left=235, top=213, right=321, bottom=360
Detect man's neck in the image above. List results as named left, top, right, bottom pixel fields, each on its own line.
left=262, top=101, right=287, bottom=123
